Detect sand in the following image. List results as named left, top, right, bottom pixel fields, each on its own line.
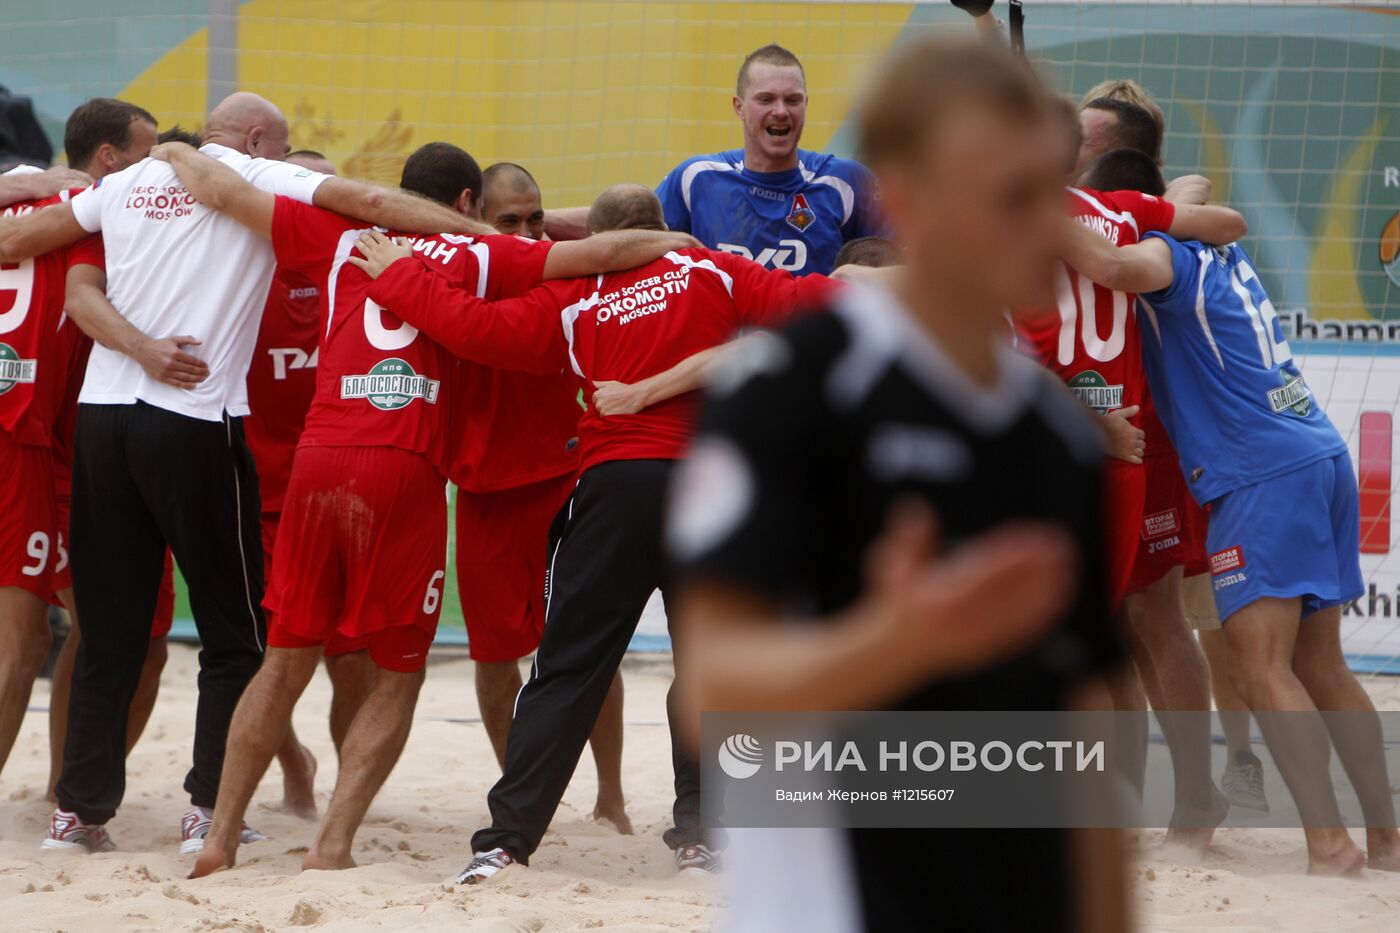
left=1, top=645, right=1397, bottom=931
left=0, top=648, right=718, bottom=932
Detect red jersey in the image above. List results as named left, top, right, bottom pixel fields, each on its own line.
left=50, top=318, right=94, bottom=477
left=449, top=349, right=583, bottom=493
left=269, top=197, right=553, bottom=470
left=0, top=192, right=103, bottom=446
left=244, top=265, right=323, bottom=512
left=1017, top=187, right=1176, bottom=455
left=366, top=247, right=835, bottom=474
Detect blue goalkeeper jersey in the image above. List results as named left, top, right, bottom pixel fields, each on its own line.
left=1137, top=232, right=1347, bottom=505
left=655, top=148, right=886, bottom=275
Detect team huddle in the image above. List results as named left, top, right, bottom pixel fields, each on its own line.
left=0, top=18, right=1396, bottom=929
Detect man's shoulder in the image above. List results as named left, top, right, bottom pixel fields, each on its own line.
left=664, top=150, right=744, bottom=189
left=277, top=196, right=358, bottom=233
left=93, top=156, right=167, bottom=192
left=798, top=150, right=872, bottom=184
left=669, top=149, right=743, bottom=172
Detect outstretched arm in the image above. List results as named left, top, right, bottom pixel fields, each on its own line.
left=0, top=201, right=90, bottom=262
left=313, top=176, right=494, bottom=236
left=153, top=141, right=275, bottom=237
left=1061, top=217, right=1175, bottom=295
left=1167, top=202, right=1246, bottom=245
left=1164, top=174, right=1211, bottom=206
left=348, top=231, right=565, bottom=374
left=65, top=263, right=211, bottom=389
left=543, top=206, right=591, bottom=241
left=0, top=166, right=92, bottom=208
left=592, top=338, right=754, bottom=417
left=153, top=140, right=492, bottom=238
left=542, top=229, right=701, bottom=280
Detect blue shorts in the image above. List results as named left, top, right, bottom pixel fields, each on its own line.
left=1206, top=451, right=1364, bottom=623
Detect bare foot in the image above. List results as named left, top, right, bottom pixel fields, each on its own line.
left=1307, top=838, right=1367, bottom=877
left=189, top=842, right=237, bottom=879
left=593, top=797, right=634, bottom=835
left=1165, top=788, right=1230, bottom=852
left=280, top=743, right=318, bottom=820
left=302, top=846, right=357, bottom=872
left=1366, top=829, right=1400, bottom=872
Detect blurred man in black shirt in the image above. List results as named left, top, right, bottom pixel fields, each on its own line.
left=670, top=37, right=1128, bottom=933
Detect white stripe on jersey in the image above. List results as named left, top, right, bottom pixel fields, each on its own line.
left=559, top=283, right=604, bottom=380
left=663, top=250, right=734, bottom=295
left=1067, top=187, right=1140, bottom=238
left=800, top=160, right=856, bottom=224
left=1189, top=246, right=1226, bottom=369
left=680, top=160, right=736, bottom=211
left=326, top=226, right=373, bottom=337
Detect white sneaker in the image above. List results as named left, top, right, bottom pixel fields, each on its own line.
left=41, top=808, right=116, bottom=853
left=454, top=847, right=516, bottom=884
left=179, top=807, right=269, bottom=855
left=675, top=844, right=719, bottom=876
left=1221, top=751, right=1269, bottom=814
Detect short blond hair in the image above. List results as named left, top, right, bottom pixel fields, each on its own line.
left=737, top=44, right=805, bottom=96
left=858, top=36, right=1048, bottom=169
left=1079, top=79, right=1164, bottom=160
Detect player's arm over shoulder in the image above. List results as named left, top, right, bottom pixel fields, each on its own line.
left=542, top=228, right=700, bottom=280
left=1167, top=201, right=1247, bottom=246
left=704, top=247, right=839, bottom=326
left=0, top=199, right=89, bottom=262
left=1060, top=215, right=1175, bottom=295
left=154, top=141, right=277, bottom=237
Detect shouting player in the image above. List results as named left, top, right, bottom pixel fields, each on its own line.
left=149, top=138, right=694, bottom=876
left=346, top=181, right=836, bottom=881
left=1062, top=208, right=1400, bottom=876
left=546, top=44, right=886, bottom=275
left=653, top=44, right=884, bottom=274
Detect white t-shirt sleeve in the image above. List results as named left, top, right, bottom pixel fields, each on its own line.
left=69, top=184, right=106, bottom=232
left=242, top=158, right=329, bottom=205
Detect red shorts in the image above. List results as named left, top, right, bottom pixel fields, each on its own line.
left=1183, top=502, right=1211, bottom=578
left=1126, top=456, right=1208, bottom=594
left=268, top=624, right=432, bottom=673
left=52, top=453, right=174, bottom=637
left=456, top=472, right=577, bottom=662
left=1102, top=459, right=1148, bottom=610
left=1, top=431, right=57, bottom=601
left=264, top=445, right=447, bottom=673
left=261, top=508, right=366, bottom=658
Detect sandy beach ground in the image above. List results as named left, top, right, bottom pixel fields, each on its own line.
left=0, top=645, right=1397, bottom=931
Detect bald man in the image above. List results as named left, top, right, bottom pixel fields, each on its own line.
left=465, top=160, right=634, bottom=834
left=0, top=91, right=490, bottom=855
left=481, top=163, right=545, bottom=240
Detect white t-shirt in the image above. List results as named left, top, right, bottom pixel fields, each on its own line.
left=70, top=143, right=328, bottom=421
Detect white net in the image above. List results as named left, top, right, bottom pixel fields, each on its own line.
left=3, top=0, right=1398, bottom=667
